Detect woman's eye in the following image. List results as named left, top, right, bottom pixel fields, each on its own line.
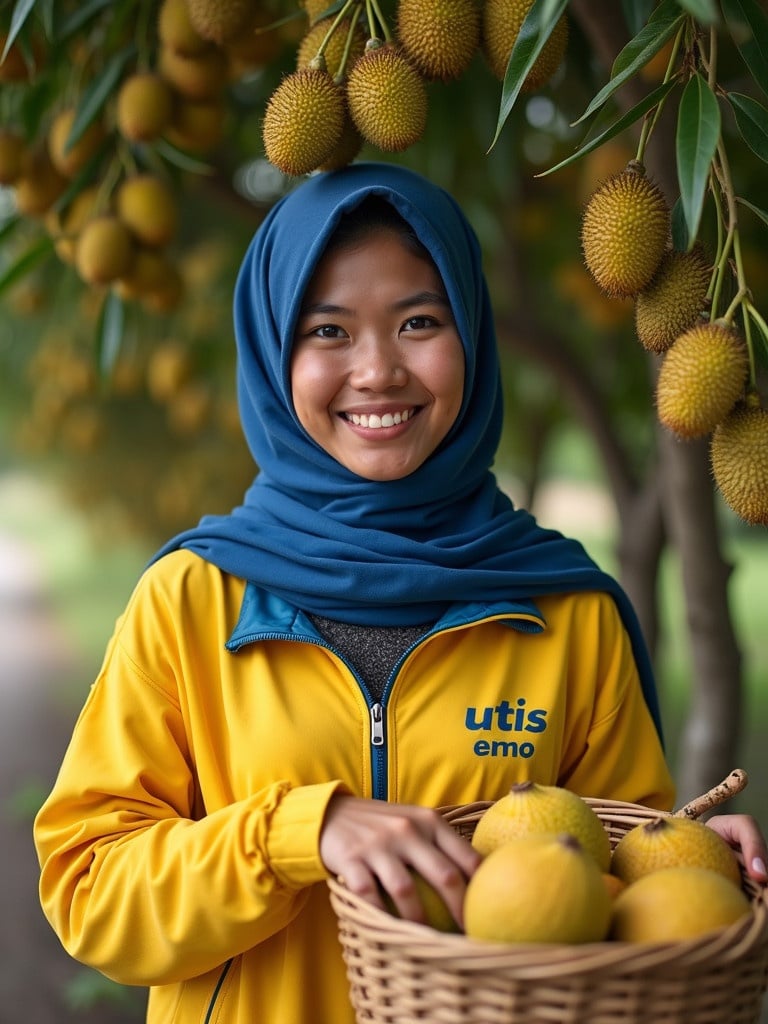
left=403, top=315, right=436, bottom=331
left=312, top=324, right=345, bottom=339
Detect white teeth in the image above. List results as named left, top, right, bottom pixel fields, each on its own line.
left=349, top=409, right=411, bottom=428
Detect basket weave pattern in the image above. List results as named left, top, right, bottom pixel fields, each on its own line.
left=328, top=798, right=768, bottom=1023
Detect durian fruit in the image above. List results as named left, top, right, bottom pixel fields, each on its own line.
left=482, top=0, right=568, bottom=90
left=158, top=0, right=211, bottom=57
left=158, top=44, right=229, bottom=100
left=318, top=114, right=363, bottom=171
left=345, top=43, right=427, bottom=152
left=297, top=17, right=367, bottom=79
left=75, top=215, right=135, bottom=286
left=397, top=0, right=481, bottom=81
left=581, top=161, right=669, bottom=298
left=165, top=97, right=227, bottom=153
left=13, top=147, right=68, bottom=217
left=263, top=65, right=346, bottom=176
left=116, top=174, right=179, bottom=248
left=0, top=129, right=25, bottom=185
left=185, top=0, right=254, bottom=46
left=48, top=107, right=105, bottom=178
left=656, top=320, right=748, bottom=439
left=116, top=72, right=174, bottom=142
left=635, top=244, right=711, bottom=353
left=711, top=394, right=768, bottom=525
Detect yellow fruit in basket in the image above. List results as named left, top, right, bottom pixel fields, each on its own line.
left=610, top=866, right=751, bottom=942
left=471, top=781, right=611, bottom=870
left=611, top=816, right=743, bottom=887
left=382, top=869, right=459, bottom=933
left=464, top=833, right=612, bottom=944
left=601, top=872, right=627, bottom=901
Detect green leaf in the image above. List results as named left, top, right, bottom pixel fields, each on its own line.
left=721, top=0, right=768, bottom=100
left=96, top=291, right=125, bottom=378
left=622, top=0, right=655, bottom=36
left=2, top=0, right=37, bottom=61
left=0, top=235, right=54, bottom=297
left=670, top=197, right=690, bottom=250
left=736, top=195, right=768, bottom=230
left=488, top=0, right=569, bottom=151
left=67, top=46, right=135, bottom=151
left=572, top=0, right=684, bottom=126
left=728, top=92, right=768, bottom=163
left=153, top=138, right=216, bottom=175
left=537, top=78, right=679, bottom=177
left=54, top=0, right=114, bottom=43
left=676, top=72, right=721, bottom=246
left=675, top=0, right=719, bottom=23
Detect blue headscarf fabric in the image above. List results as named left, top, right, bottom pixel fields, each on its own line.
left=152, top=162, right=662, bottom=735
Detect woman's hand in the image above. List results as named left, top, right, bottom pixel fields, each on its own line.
left=319, top=794, right=481, bottom=929
left=706, top=814, right=768, bottom=881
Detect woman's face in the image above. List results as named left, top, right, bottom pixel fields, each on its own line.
left=290, top=227, right=465, bottom=481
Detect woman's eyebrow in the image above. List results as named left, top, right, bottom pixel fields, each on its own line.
left=393, top=290, right=451, bottom=310
left=299, top=301, right=351, bottom=316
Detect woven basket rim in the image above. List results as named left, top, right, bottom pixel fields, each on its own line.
left=328, top=796, right=768, bottom=977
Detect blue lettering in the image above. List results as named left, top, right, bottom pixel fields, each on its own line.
left=465, top=706, right=493, bottom=730
left=525, top=709, right=548, bottom=733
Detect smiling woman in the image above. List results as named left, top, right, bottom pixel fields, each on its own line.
left=33, top=163, right=767, bottom=1024
left=290, top=201, right=464, bottom=481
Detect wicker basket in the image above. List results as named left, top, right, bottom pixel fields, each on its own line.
left=328, top=782, right=768, bottom=1024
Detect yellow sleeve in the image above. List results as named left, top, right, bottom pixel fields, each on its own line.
left=555, top=593, right=676, bottom=811
left=33, top=600, right=343, bottom=987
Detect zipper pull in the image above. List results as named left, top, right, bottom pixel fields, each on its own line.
left=370, top=702, right=384, bottom=746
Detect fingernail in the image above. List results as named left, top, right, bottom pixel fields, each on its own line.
left=751, top=857, right=767, bottom=877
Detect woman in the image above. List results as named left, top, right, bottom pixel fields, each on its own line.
left=34, top=163, right=766, bottom=1024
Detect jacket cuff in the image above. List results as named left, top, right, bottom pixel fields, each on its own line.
left=266, top=780, right=348, bottom=887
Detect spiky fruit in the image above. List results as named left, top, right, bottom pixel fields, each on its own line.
left=263, top=65, right=346, bottom=176
left=165, top=98, right=227, bottom=153
left=346, top=43, right=427, bottom=152
left=75, top=215, right=135, bottom=285
left=656, top=320, right=747, bottom=439
left=186, top=0, right=253, bottom=45
left=48, top=108, right=105, bottom=178
left=711, top=397, right=768, bottom=525
left=116, top=72, right=174, bottom=142
left=13, top=148, right=67, bottom=217
left=157, top=0, right=211, bottom=57
left=397, top=0, right=480, bottom=81
left=635, top=245, right=711, bottom=353
left=46, top=184, right=101, bottom=264
left=611, top=816, right=743, bottom=887
left=471, top=781, right=611, bottom=870
left=0, top=129, right=25, bottom=185
left=482, top=0, right=568, bottom=90
left=158, top=44, right=228, bottom=99
left=318, top=115, right=363, bottom=171
left=581, top=161, right=669, bottom=298
left=116, top=174, right=178, bottom=248
left=297, top=18, right=367, bottom=79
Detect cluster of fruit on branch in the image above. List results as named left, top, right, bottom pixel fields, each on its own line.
left=389, top=780, right=754, bottom=946
left=262, top=0, right=567, bottom=175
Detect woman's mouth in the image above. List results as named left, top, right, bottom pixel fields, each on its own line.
left=344, top=409, right=416, bottom=429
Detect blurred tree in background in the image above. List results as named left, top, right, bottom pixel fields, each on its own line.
left=1, top=6, right=768, bottom=1001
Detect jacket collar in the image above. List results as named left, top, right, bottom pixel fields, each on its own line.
left=227, top=581, right=545, bottom=652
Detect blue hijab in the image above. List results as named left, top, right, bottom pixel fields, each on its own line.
left=153, top=162, right=662, bottom=735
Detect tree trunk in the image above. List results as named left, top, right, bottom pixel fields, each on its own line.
left=569, top=0, right=745, bottom=800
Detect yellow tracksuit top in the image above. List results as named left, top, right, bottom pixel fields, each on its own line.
left=34, top=550, right=674, bottom=1024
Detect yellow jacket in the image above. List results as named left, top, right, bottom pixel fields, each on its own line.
left=34, top=550, right=674, bottom=1023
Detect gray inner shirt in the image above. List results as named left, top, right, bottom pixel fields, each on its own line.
left=309, top=614, right=432, bottom=703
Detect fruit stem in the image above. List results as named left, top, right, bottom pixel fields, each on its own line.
left=334, top=3, right=365, bottom=84
left=635, top=23, right=685, bottom=165
left=365, top=0, right=391, bottom=44
left=315, top=0, right=358, bottom=64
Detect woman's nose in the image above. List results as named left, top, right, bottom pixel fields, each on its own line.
left=348, top=336, right=407, bottom=389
